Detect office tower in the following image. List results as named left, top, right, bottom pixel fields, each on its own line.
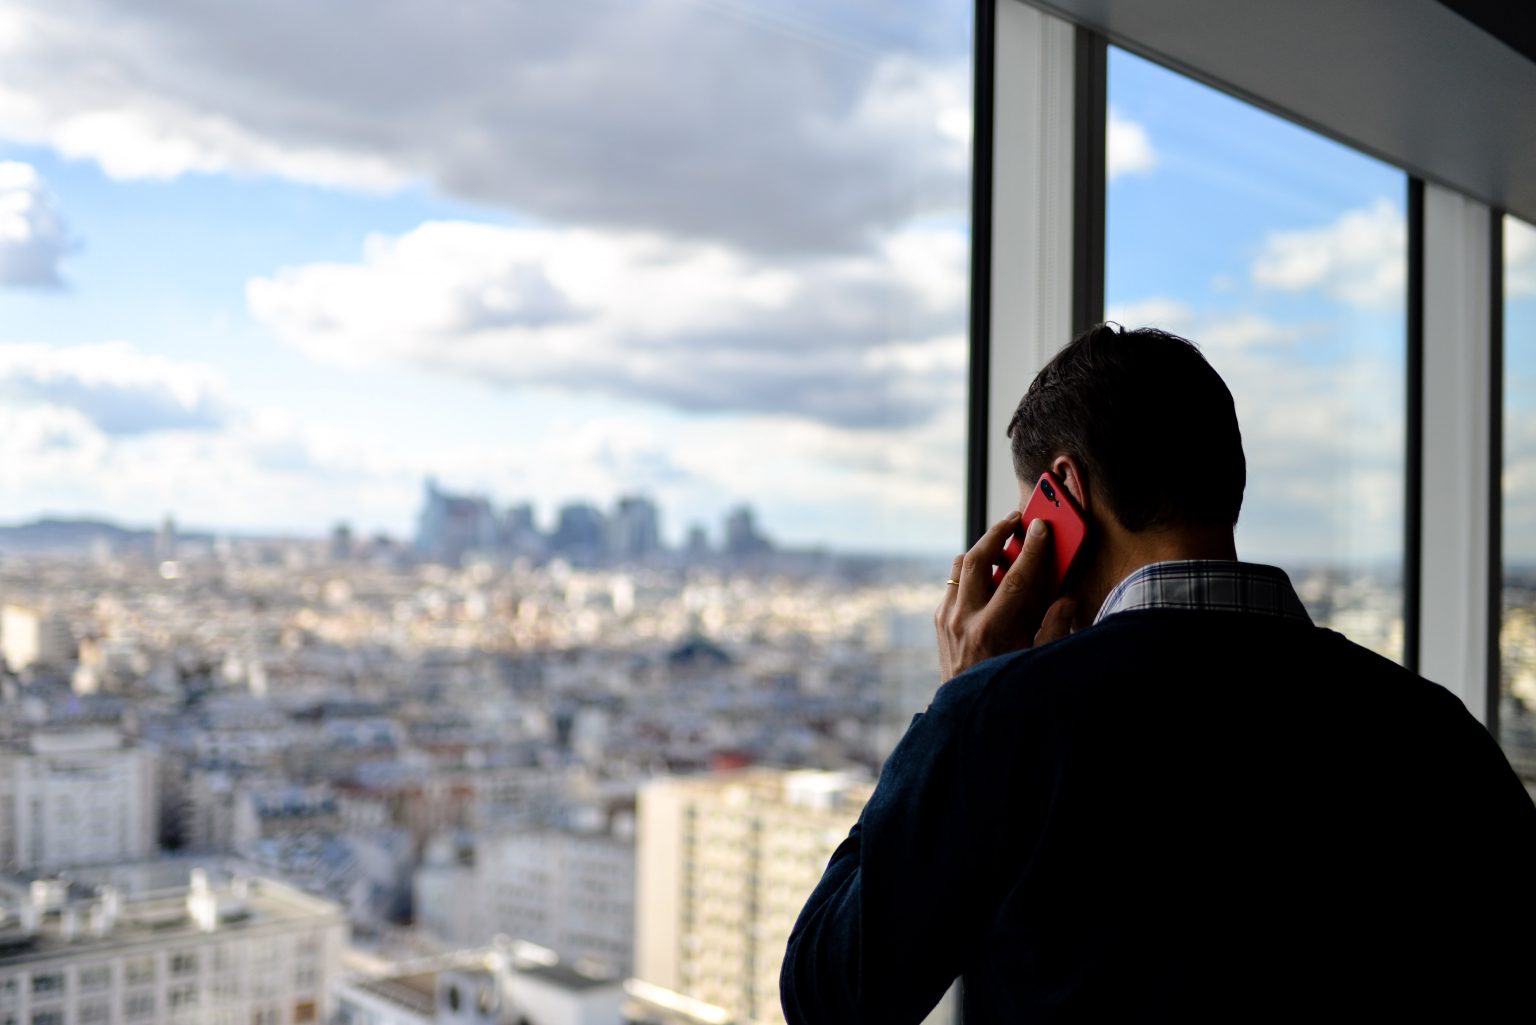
left=684, top=524, right=710, bottom=559
left=416, top=479, right=500, bottom=565
left=550, top=503, right=608, bottom=562
left=611, top=496, right=663, bottom=562
left=722, top=507, right=771, bottom=559
left=0, top=730, right=157, bottom=872
left=503, top=502, right=544, bottom=557
left=329, top=522, right=355, bottom=562
left=0, top=605, right=74, bottom=673
left=154, top=514, right=177, bottom=563
left=634, top=769, right=873, bottom=1025
left=0, top=869, right=346, bottom=1025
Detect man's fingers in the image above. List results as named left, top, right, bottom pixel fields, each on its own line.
left=958, top=511, right=1021, bottom=608
left=937, top=555, right=964, bottom=618
left=992, top=517, right=1056, bottom=613
left=1034, top=597, right=1077, bottom=647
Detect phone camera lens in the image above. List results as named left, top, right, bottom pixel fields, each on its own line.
left=1041, top=479, right=1057, bottom=503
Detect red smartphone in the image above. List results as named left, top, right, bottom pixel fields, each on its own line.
left=991, top=471, right=1089, bottom=593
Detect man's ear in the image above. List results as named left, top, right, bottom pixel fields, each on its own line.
left=1049, top=454, right=1090, bottom=514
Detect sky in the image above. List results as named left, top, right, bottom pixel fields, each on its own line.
left=0, top=1, right=1529, bottom=560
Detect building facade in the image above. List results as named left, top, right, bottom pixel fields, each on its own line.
left=0, top=869, right=347, bottom=1025
left=634, top=770, right=872, bottom=1025
left=0, top=730, right=158, bottom=873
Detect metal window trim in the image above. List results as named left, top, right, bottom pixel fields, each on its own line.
left=1488, top=209, right=1505, bottom=736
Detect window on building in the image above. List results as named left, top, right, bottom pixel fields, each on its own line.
left=77, top=965, right=111, bottom=993
left=170, top=951, right=199, bottom=977
left=1501, top=214, right=1536, bottom=782
left=29, top=1011, right=62, bottom=1025
left=125, top=992, right=155, bottom=1021
left=28, top=974, right=62, bottom=997
left=1105, top=46, right=1408, bottom=660
left=124, top=958, right=156, bottom=986
left=77, top=1003, right=110, bottom=1025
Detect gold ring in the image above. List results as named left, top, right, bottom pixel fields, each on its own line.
left=945, top=579, right=959, bottom=587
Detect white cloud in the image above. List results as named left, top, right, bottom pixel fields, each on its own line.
left=0, top=0, right=967, bottom=254
left=1251, top=198, right=1406, bottom=309
left=0, top=341, right=227, bottom=433
left=247, top=219, right=969, bottom=429
left=1096, top=298, right=1401, bottom=561
left=0, top=160, right=70, bottom=286
left=1107, top=109, right=1157, bottom=182
left=1508, top=216, right=1536, bottom=298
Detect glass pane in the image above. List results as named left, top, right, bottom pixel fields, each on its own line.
left=1501, top=214, right=1536, bottom=788
left=0, top=4, right=969, bottom=1024
left=1106, top=48, right=1407, bottom=660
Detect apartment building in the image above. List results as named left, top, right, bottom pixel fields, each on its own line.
left=0, top=868, right=347, bottom=1025
left=634, top=770, right=873, bottom=1025
left=0, top=730, right=157, bottom=873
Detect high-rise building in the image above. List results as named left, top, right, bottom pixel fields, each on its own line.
left=610, top=496, right=662, bottom=562
left=722, top=507, right=771, bottom=559
left=0, top=605, right=75, bottom=673
left=0, top=730, right=157, bottom=872
left=416, top=479, right=500, bottom=565
left=0, top=868, right=346, bottom=1025
left=550, top=504, right=608, bottom=562
left=634, top=769, right=872, bottom=1025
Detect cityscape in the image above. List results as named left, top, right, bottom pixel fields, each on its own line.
left=0, top=476, right=1453, bottom=1025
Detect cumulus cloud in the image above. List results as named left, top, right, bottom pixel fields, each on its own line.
left=1103, top=297, right=1401, bottom=561
left=1251, top=198, right=1406, bottom=309
left=1508, top=216, right=1536, bottom=298
left=0, top=0, right=967, bottom=255
left=1106, top=109, right=1156, bottom=182
left=247, top=220, right=969, bottom=429
left=0, top=341, right=227, bottom=434
left=0, top=160, right=71, bottom=286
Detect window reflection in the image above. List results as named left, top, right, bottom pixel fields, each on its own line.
left=1105, top=48, right=1407, bottom=661
left=1500, top=215, right=1536, bottom=786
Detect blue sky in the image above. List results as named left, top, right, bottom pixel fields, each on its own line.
left=1, top=1, right=1509, bottom=565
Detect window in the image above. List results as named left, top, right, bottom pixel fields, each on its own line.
left=77, top=1003, right=110, bottom=1025
left=1501, top=214, right=1536, bottom=782
left=28, top=974, right=62, bottom=997
left=77, top=965, right=111, bottom=993
left=124, top=957, right=156, bottom=986
left=29, top=1012, right=61, bottom=1025
left=0, top=5, right=968, bottom=1025
left=1105, top=47, right=1408, bottom=660
left=125, top=993, right=156, bottom=1021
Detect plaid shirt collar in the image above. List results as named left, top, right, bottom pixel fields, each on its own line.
left=1093, top=560, right=1312, bottom=625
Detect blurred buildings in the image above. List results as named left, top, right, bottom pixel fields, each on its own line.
left=634, top=770, right=873, bottom=1025
left=0, top=729, right=157, bottom=873
left=0, top=868, right=346, bottom=1025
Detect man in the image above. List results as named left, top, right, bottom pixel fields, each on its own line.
left=780, top=324, right=1536, bottom=1023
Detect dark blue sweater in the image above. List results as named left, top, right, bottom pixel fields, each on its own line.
left=780, top=609, right=1536, bottom=1023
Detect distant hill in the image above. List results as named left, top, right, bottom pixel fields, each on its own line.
left=0, top=518, right=211, bottom=556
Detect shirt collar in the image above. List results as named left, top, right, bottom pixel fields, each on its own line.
left=1093, top=560, right=1313, bottom=625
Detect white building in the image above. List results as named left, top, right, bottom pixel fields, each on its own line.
left=335, top=943, right=623, bottom=1025
left=415, top=823, right=635, bottom=978
left=633, top=770, right=873, bottom=1025
left=0, top=867, right=347, bottom=1025
left=0, top=730, right=158, bottom=872
left=0, top=605, right=75, bottom=673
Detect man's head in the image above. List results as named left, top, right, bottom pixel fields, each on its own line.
left=1006, top=324, right=1245, bottom=617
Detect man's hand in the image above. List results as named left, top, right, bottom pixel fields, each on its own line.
left=934, top=511, right=1076, bottom=681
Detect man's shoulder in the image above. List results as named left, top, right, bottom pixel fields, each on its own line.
left=937, top=607, right=1448, bottom=718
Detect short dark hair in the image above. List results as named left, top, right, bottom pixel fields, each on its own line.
left=1006, top=323, right=1245, bottom=532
